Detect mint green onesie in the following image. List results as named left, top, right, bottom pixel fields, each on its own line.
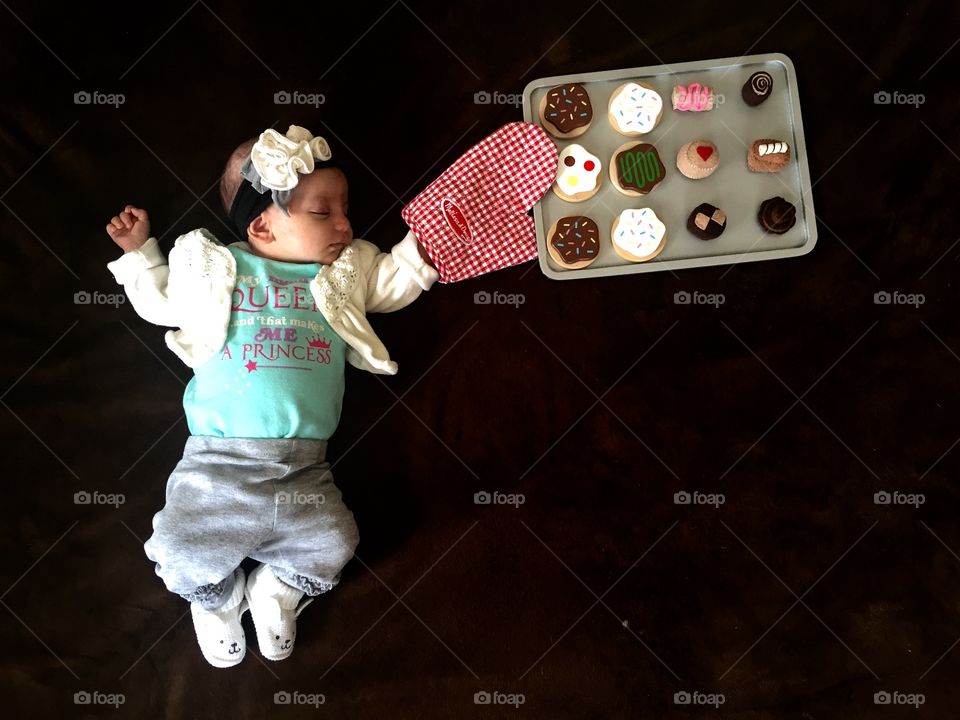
left=183, top=245, right=347, bottom=440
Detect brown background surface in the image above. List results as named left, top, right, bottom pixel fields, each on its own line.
left=1, top=1, right=959, bottom=717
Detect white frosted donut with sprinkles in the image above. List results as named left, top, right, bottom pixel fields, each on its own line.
left=607, top=82, right=663, bottom=136
left=611, top=207, right=666, bottom=262
left=551, top=143, right=603, bottom=202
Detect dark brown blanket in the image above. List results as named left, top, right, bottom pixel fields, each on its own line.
left=2, top=0, right=958, bottom=717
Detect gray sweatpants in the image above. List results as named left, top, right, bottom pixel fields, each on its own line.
left=144, top=436, right=359, bottom=608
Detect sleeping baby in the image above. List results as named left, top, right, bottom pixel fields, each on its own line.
left=105, top=125, right=438, bottom=667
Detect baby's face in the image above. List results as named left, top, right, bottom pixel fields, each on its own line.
left=259, top=168, right=353, bottom=264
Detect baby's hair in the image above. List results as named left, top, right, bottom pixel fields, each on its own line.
left=219, top=137, right=257, bottom=214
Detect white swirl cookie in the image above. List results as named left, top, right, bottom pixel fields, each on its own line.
left=551, top=143, right=603, bottom=202
left=611, top=207, right=666, bottom=262
left=607, top=82, right=663, bottom=136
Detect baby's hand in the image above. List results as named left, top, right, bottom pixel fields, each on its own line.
left=106, top=205, right=150, bottom=253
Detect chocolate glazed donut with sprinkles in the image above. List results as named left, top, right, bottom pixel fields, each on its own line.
left=540, top=83, right=593, bottom=139
left=547, top=215, right=601, bottom=269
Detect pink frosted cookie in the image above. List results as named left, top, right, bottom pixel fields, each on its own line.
left=607, top=82, right=663, bottom=136
left=671, top=82, right=716, bottom=112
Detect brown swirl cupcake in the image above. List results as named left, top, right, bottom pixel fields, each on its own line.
left=758, top=197, right=796, bottom=234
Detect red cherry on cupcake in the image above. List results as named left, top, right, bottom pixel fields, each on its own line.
left=583, top=160, right=595, bottom=171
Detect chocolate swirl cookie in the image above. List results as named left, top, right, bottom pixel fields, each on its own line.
left=758, top=196, right=796, bottom=234
left=742, top=71, right=773, bottom=106
left=542, top=83, right=593, bottom=137
left=549, top=215, right=600, bottom=268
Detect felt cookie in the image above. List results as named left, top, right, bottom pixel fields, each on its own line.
left=547, top=216, right=601, bottom=269
left=742, top=71, right=773, bottom=106
left=747, top=139, right=790, bottom=172
left=758, top=196, right=796, bottom=233
left=552, top=144, right=602, bottom=202
left=539, top=83, right=593, bottom=139
left=671, top=82, right=716, bottom=111
left=607, top=82, right=663, bottom=136
left=611, top=207, right=666, bottom=262
left=686, top=203, right=727, bottom=240
left=676, top=140, right=719, bottom=179
left=610, top=141, right=665, bottom=196
left=401, top=122, right=558, bottom=283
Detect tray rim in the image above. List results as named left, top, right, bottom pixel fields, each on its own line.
left=522, top=52, right=818, bottom=281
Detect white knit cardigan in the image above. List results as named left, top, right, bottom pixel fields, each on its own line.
left=107, top=229, right=439, bottom=374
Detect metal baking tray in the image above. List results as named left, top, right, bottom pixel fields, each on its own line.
left=522, top=53, right=817, bottom=279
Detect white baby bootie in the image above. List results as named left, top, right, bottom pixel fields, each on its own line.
left=190, top=568, right=247, bottom=668
left=244, top=564, right=311, bottom=661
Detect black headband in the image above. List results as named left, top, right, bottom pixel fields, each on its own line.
left=228, top=179, right=274, bottom=239
left=227, top=157, right=340, bottom=240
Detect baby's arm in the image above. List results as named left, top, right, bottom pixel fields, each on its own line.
left=361, top=230, right=439, bottom=314
left=105, top=206, right=180, bottom=327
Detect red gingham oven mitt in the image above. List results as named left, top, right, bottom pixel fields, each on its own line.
left=401, top=122, right=558, bottom=283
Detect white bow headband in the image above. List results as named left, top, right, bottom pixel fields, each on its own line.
left=239, top=125, right=334, bottom=215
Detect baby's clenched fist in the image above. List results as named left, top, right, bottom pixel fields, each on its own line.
left=106, top=205, right=150, bottom=253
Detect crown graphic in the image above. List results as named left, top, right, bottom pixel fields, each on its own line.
left=308, top=336, right=331, bottom=349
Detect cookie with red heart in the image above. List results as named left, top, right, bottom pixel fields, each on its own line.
left=676, top=140, right=719, bottom=179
